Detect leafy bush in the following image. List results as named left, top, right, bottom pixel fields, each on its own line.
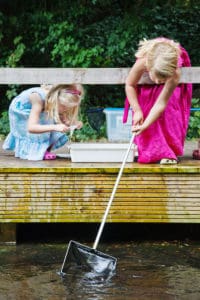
left=0, top=111, right=10, bottom=136
left=72, top=121, right=106, bottom=142
left=187, top=98, right=200, bottom=139
left=0, top=1, right=200, bottom=140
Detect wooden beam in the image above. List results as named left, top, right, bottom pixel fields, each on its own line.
left=0, top=67, right=199, bottom=84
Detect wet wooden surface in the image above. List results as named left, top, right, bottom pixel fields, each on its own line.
left=0, top=153, right=200, bottom=173
left=0, top=140, right=200, bottom=173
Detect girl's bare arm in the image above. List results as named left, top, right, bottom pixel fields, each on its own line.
left=28, top=93, right=68, bottom=133
left=125, top=58, right=146, bottom=125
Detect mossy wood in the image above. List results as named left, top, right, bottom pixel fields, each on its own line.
left=0, top=157, right=200, bottom=227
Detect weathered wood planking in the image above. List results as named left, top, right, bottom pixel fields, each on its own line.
left=0, top=67, right=199, bottom=84
left=1, top=169, right=200, bottom=224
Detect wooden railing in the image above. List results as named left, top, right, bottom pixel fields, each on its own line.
left=0, top=67, right=199, bottom=84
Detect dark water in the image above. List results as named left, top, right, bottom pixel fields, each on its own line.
left=1, top=240, right=200, bottom=300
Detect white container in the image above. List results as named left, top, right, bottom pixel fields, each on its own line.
left=103, top=108, right=132, bottom=142
left=70, top=143, right=135, bottom=162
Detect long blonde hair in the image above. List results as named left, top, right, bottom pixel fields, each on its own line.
left=135, top=38, right=180, bottom=79
left=45, top=84, right=84, bottom=124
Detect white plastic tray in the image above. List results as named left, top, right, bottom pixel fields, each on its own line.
left=70, top=143, right=135, bottom=162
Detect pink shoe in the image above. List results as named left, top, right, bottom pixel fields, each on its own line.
left=43, top=151, right=56, bottom=160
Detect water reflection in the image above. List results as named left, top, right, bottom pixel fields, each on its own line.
left=62, top=268, right=116, bottom=300
left=1, top=242, right=200, bottom=299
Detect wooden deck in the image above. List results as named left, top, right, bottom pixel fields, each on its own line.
left=0, top=141, right=200, bottom=243
left=0, top=66, right=199, bottom=243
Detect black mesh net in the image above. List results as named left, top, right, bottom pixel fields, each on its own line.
left=87, top=107, right=105, bottom=132
left=60, top=240, right=117, bottom=280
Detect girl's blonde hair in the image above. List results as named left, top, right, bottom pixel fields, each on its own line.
left=135, top=38, right=180, bottom=79
left=45, top=84, right=84, bottom=124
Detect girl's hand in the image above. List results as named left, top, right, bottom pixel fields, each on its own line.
left=133, top=110, right=144, bottom=126
left=54, top=124, right=69, bottom=133
left=131, top=124, right=146, bottom=135
left=75, top=121, right=83, bottom=129
left=61, top=120, right=83, bottom=130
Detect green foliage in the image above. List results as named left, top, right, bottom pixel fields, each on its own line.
left=72, top=121, right=106, bottom=142
left=6, top=85, right=18, bottom=101
left=187, top=98, right=200, bottom=139
left=1, top=1, right=200, bottom=68
left=0, top=1, right=200, bottom=140
left=0, top=111, right=10, bottom=136
left=6, top=36, right=25, bottom=67
left=2, top=35, right=26, bottom=110
left=71, top=109, right=106, bottom=141
left=45, top=21, right=105, bottom=67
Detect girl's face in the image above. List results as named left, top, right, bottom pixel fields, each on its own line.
left=58, top=104, right=69, bottom=124
left=149, top=71, right=167, bottom=84
left=58, top=103, right=78, bottom=125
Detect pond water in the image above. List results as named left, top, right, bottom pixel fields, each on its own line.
left=1, top=239, right=200, bottom=300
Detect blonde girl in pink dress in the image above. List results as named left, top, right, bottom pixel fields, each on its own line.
left=123, top=37, right=192, bottom=164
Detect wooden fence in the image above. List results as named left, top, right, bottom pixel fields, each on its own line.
left=0, top=67, right=199, bottom=84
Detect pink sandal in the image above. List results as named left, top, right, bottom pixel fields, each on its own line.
left=43, top=151, right=56, bottom=160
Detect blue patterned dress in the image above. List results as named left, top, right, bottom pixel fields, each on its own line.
left=3, top=87, right=68, bottom=160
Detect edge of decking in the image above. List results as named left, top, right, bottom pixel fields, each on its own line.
left=0, top=158, right=200, bottom=174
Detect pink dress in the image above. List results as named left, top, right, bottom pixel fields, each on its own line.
left=123, top=43, right=192, bottom=163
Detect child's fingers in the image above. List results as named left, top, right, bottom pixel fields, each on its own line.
left=131, top=125, right=142, bottom=135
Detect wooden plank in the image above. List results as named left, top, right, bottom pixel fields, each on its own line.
left=1, top=199, right=200, bottom=205
left=0, top=162, right=200, bottom=173
left=0, top=67, right=199, bottom=84
left=1, top=215, right=200, bottom=223
left=1, top=173, right=200, bottom=181
left=1, top=192, right=200, bottom=199
left=1, top=172, right=200, bottom=181
left=2, top=206, right=200, bottom=213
